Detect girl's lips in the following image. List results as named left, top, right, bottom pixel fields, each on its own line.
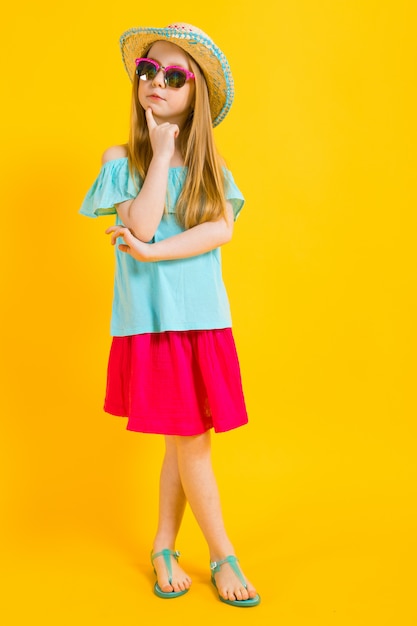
left=149, top=94, right=165, bottom=101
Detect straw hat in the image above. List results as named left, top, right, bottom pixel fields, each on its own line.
left=119, top=23, right=234, bottom=127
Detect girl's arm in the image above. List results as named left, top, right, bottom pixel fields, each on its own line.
left=105, top=203, right=234, bottom=262
left=115, top=154, right=170, bottom=242
left=109, top=108, right=179, bottom=242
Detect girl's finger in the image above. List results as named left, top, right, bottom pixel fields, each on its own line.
left=105, top=225, right=128, bottom=235
left=111, top=230, right=125, bottom=245
left=145, top=107, right=157, bottom=130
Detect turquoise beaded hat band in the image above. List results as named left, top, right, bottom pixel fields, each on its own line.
left=119, top=22, right=234, bottom=127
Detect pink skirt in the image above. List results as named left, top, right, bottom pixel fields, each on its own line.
left=104, top=328, right=248, bottom=436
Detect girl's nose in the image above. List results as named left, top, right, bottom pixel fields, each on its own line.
left=152, top=69, right=166, bottom=88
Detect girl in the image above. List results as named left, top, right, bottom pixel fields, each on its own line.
left=80, top=22, right=260, bottom=607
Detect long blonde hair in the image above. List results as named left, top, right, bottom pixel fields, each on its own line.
left=127, top=53, right=227, bottom=229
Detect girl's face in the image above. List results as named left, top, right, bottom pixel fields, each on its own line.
left=138, top=41, right=195, bottom=128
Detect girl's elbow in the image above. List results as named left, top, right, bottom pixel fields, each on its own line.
left=125, top=218, right=156, bottom=243
left=118, top=206, right=157, bottom=242
left=134, top=229, right=156, bottom=243
left=221, top=222, right=234, bottom=245
left=222, top=203, right=235, bottom=243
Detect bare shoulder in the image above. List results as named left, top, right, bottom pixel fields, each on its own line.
left=101, top=144, right=128, bottom=164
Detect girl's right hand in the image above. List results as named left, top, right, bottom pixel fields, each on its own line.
left=105, top=225, right=152, bottom=262
left=146, top=107, right=179, bottom=162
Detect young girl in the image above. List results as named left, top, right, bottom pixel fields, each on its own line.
left=80, top=22, right=260, bottom=607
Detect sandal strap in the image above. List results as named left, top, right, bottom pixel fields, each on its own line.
left=151, top=549, right=180, bottom=584
left=210, top=555, right=247, bottom=589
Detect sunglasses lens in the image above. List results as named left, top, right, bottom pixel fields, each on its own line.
left=165, top=69, right=187, bottom=88
left=136, top=61, right=157, bottom=81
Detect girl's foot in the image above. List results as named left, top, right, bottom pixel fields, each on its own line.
left=211, top=555, right=259, bottom=602
left=152, top=549, right=192, bottom=594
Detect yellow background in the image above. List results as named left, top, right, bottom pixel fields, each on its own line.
left=1, top=1, right=416, bottom=624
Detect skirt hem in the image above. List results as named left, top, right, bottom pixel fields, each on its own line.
left=104, top=405, right=248, bottom=437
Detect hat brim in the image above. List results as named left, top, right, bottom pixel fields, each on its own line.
left=120, top=26, right=234, bottom=127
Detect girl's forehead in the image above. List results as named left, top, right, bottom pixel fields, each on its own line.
left=147, top=40, right=190, bottom=63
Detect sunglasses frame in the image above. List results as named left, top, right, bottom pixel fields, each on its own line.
left=135, top=57, right=195, bottom=88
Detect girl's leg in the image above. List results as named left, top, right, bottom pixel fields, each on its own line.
left=152, top=435, right=192, bottom=593
left=175, top=431, right=258, bottom=602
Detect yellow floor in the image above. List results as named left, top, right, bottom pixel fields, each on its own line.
left=1, top=401, right=416, bottom=626
left=1, top=533, right=414, bottom=625
left=2, top=464, right=415, bottom=626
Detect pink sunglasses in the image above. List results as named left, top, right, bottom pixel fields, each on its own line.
left=135, top=57, right=195, bottom=88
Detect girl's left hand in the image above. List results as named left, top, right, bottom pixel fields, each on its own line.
left=105, top=225, right=152, bottom=262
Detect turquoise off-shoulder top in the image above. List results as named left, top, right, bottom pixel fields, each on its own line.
left=80, top=157, right=244, bottom=336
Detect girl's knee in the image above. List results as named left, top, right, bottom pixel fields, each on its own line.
left=174, top=431, right=212, bottom=454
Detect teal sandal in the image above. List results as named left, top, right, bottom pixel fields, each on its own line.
left=210, top=555, right=261, bottom=607
left=151, top=549, right=189, bottom=599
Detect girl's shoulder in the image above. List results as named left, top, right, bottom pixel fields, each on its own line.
left=101, top=144, right=128, bottom=165
left=79, top=146, right=134, bottom=218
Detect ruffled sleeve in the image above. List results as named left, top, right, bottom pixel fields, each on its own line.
left=79, top=157, right=139, bottom=218
left=223, top=169, right=245, bottom=220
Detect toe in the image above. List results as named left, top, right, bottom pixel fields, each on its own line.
left=232, top=586, right=250, bottom=601
left=240, top=587, right=250, bottom=601
left=234, top=587, right=244, bottom=601
left=246, top=582, right=258, bottom=599
left=218, top=586, right=229, bottom=601
left=171, top=575, right=192, bottom=593
left=226, top=589, right=235, bottom=602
